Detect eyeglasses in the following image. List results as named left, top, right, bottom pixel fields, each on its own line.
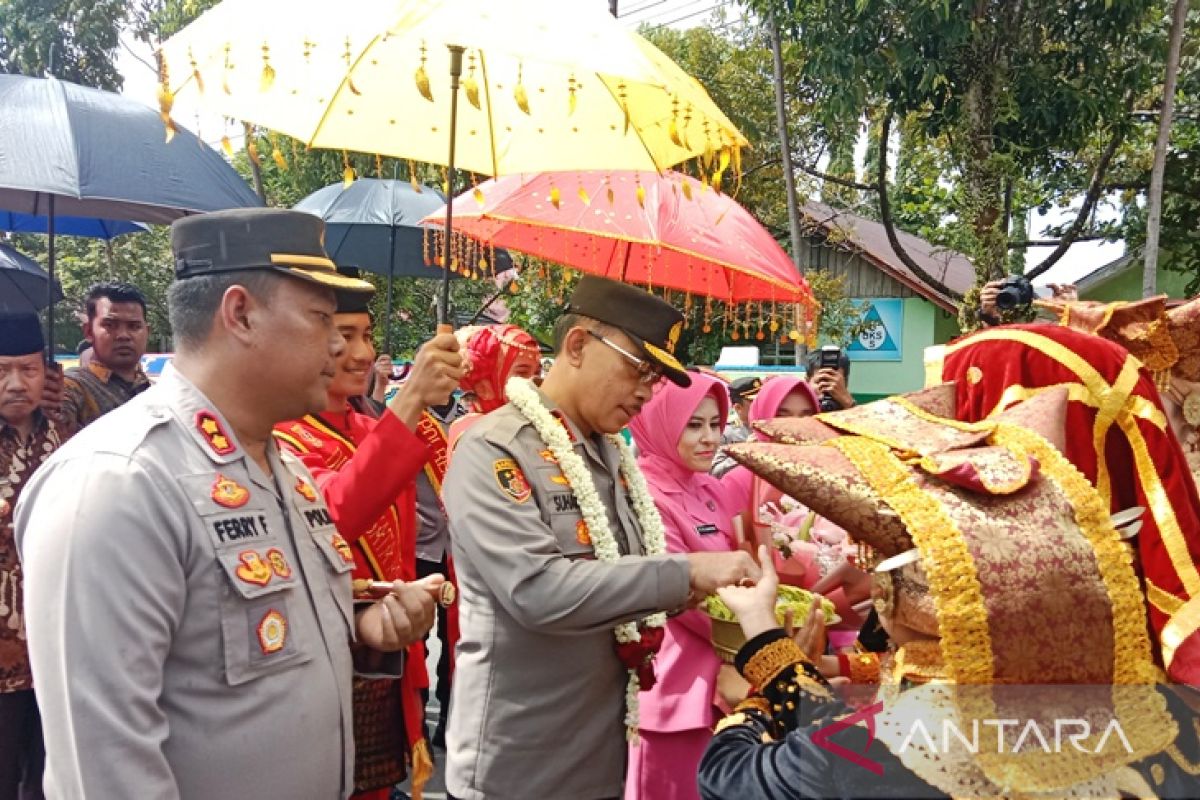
left=587, top=329, right=666, bottom=386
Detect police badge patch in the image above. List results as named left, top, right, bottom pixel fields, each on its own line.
left=494, top=458, right=532, bottom=504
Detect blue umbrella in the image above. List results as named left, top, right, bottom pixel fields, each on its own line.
left=0, top=242, right=62, bottom=314
left=0, top=211, right=147, bottom=239
left=294, top=178, right=512, bottom=351
left=0, top=74, right=262, bottom=352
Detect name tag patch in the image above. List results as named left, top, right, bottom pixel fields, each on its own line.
left=211, top=513, right=272, bottom=544
left=303, top=506, right=334, bottom=529
left=695, top=523, right=720, bottom=536
left=550, top=493, right=580, bottom=514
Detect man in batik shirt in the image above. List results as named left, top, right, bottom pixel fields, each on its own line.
left=0, top=314, right=65, bottom=798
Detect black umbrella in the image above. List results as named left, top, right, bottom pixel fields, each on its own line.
left=0, top=242, right=62, bottom=314
left=294, top=178, right=511, bottom=352
left=0, top=74, right=262, bottom=352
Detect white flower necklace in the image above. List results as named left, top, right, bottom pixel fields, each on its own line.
left=506, top=377, right=667, bottom=742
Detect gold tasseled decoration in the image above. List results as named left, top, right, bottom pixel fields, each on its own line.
left=617, top=82, right=631, bottom=135
left=344, top=37, right=361, bottom=95
left=567, top=73, right=578, bottom=116
left=342, top=151, right=354, bottom=188
left=514, top=63, right=530, bottom=115
left=270, top=133, right=287, bottom=170
left=414, top=43, right=433, bottom=102
left=157, top=56, right=176, bottom=143
left=188, top=47, right=204, bottom=94
left=463, top=52, right=481, bottom=110
left=259, top=44, right=275, bottom=92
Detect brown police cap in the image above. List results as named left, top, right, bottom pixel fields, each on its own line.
left=565, top=275, right=689, bottom=387
left=170, top=208, right=374, bottom=294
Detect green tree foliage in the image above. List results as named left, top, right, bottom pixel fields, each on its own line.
left=0, top=0, right=126, bottom=89
left=745, top=0, right=1165, bottom=298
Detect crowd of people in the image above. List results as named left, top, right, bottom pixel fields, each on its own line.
left=1, top=206, right=1199, bottom=800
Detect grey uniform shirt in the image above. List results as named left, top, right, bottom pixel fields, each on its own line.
left=443, top=390, right=691, bottom=800
left=15, top=365, right=357, bottom=800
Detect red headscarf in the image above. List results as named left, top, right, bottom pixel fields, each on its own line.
left=456, top=324, right=540, bottom=413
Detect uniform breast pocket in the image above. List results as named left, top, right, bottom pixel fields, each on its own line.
left=291, top=498, right=356, bottom=634
left=204, top=511, right=312, bottom=686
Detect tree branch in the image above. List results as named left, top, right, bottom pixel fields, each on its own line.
left=1025, top=124, right=1124, bottom=280
left=740, top=157, right=781, bottom=180
left=795, top=161, right=875, bottom=192
left=1008, top=235, right=1108, bottom=248
left=875, top=109, right=961, bottom=301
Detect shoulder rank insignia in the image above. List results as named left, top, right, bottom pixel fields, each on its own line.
left=550, top=410, right=578, bottom=443
left=257, top=609, right=287, bottom=654
left=235, top=550, right=273, bottom=586
left=330, top=532, right=355, bottom=565
left=265, top=547, right=292, bottom=579
left=494, top=458, right=532, bottom=503
left=211, top=474, right=250, bottom=509
left=195, top=410, right=236, bottom=456
left=539, top=449, right=558, bottom=464
left=294, top=476, right=318, bottom=503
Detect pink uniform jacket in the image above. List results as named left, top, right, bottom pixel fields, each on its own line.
left=629, top=374, right=738, bottom=733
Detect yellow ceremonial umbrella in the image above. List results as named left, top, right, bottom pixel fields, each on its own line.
left=160, top=0, right=746, bottom=323
left=158, top=0, right=746, bottom=176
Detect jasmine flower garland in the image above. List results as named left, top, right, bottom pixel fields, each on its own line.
left=505, top=377, right=667, bottom=742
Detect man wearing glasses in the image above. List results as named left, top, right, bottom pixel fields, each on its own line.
left=442, top=275, right=759, bottom=800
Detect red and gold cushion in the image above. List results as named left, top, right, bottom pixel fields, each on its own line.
left=929, top=324, right=1200, bottom=684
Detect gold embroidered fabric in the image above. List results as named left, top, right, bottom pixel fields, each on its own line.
left=742, top=638, right=806, bottom=690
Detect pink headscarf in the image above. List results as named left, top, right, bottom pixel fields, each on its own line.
left=722, top=376, right=820, bottom=511
left=748, top=375, right=819, bottom=426
left=629, top=372, right=730, bottom=491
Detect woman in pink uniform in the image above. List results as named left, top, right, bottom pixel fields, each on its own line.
left=625, top=372, right=738, bottom=800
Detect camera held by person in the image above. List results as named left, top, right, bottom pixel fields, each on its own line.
left=979, top=279, right=1077, bottom=326
left=806, top=345, right=854, bottom=412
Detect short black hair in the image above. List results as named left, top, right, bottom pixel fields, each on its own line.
left=84, top=282, right=147, bottom=319
left=167, top=270, right=283, bottom=351
left=552, top=313, right=617, bottom=355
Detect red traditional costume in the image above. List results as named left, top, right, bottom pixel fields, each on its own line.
left=273, top=409, right=434, bottom=799
left=927, top=323, right=1200, bottom=684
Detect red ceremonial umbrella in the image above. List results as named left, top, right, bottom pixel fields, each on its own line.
left=425, top=170, right=814, bottom=307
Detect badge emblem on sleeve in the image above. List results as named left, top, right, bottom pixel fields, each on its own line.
left=195, top=411, right=236, bottom=456
left=576, top=520, right=592, bottom=546
left=257, top=609, right=287, bottom=655
left=294, top=477, right=318, bottom=503
left=235, top=550, right=273, bottom=586
left=330, top=532, right=355, bottom=565
left=494, top=458, right=532, bottom=504
left=266, top=548, right=292, bottom=579
left=211, top=474, right=250, bottom=508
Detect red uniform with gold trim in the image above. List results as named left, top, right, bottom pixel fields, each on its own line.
left=928, top=324, right=1200, bottom=683
left=273, top=407, right=434, bottom=799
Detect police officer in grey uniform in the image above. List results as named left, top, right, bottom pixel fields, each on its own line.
left=443, top=276, right=759, bottom=800
left=16, top=209, right=440, bottom=800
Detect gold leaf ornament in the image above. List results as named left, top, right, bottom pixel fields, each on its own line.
left=636, top=183, right=646, bottom=209
left=259, top=44, right=275, bottom=92
left=343, top=164, right=355, bottom=188
left=577, top=185, right=591, bottom=205
left=246, top=138, right=261, bottom=166
left=681, top=180, right=693, bottom=200
left=473, top=186, right=485, bottom=206
left=463, top=52, right=480, bottom=109
left=549, top=185, right=561, bottom=209
left=220, top=135, right=234, bottom=158
left=567, top=74, right=577, bottom=116
left=344, top=38, right=362, bottom=96
left=514, top=63, right=530, bottom=115
left=415, top=44, right=433, bottom=102
left=188, top=48, right=204, bottom=94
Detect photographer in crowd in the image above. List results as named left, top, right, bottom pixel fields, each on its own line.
left=805, top=345, right=855, bottom=412
left=978, top=276, right=1077, bottom=326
